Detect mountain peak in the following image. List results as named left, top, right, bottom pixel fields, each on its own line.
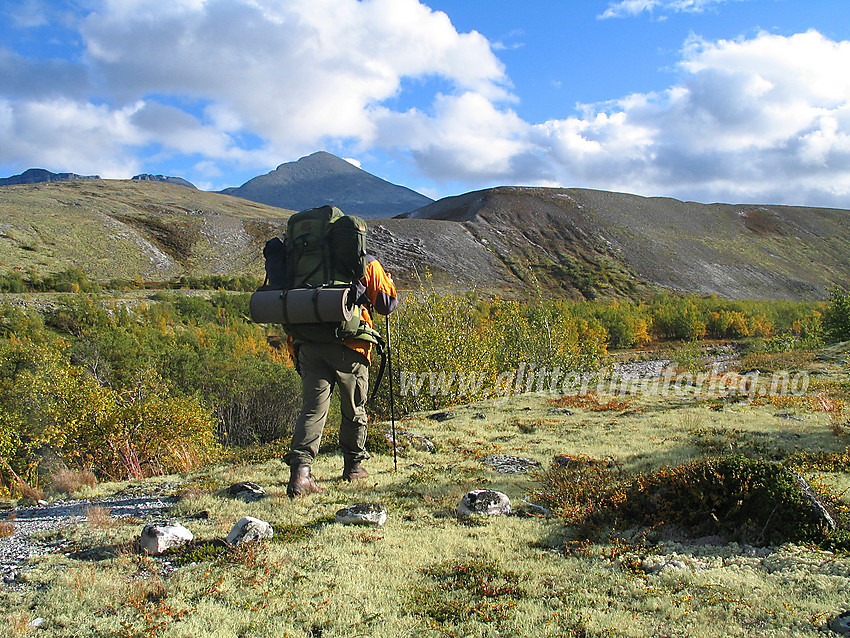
left=222, top=151, right=432, bottom=218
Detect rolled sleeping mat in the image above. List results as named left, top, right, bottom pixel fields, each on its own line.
left=250, top=287, right=355, bottom=324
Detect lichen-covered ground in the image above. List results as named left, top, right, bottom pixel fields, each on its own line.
left=2, top=346, right=850, bottom=637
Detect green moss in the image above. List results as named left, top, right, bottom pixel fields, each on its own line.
left=164, top=540, right=230, bottom=566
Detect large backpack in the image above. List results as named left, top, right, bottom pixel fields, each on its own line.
left=285, top=205, right=368, bottom=288
left=251, top=205, right=380, bottom=345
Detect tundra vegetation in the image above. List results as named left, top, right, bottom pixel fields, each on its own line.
left=0, top=283, right=848, bottom=637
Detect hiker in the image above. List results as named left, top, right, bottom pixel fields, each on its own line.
left=284, top=253, right=398, bottom=497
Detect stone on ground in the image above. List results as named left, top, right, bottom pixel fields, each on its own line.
left=481, top=454, right=541, bottom=474
left=227, top=482, right=266, bottom=502
left=458, top=490, right=511, bottom=517
left=828, top=610, right=850, bottom=636
left=335, top=503, right=388, bottom=527
left=226, top=516, right=274, bottom=545
left=139, top=520, right=193, bottom=555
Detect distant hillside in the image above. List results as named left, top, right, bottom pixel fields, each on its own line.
left=0, top=168, right=100, bottom=186
left=221, top=151, right=433, bottom=218
left=132, top=174, right=196, bottom=189
left=0, top=180, right=846, bottom=300
left=0, top=179, right=292, bottom=281
left=403, top=187, right=850, bottom=300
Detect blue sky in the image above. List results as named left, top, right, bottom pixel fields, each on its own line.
left=1, top=0, right=850, bottom=207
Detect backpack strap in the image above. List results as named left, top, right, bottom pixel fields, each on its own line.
left=367, top=333, right=387, bottom=405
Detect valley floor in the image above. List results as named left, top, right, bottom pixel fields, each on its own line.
left=2, top=346, right=850, bottom=637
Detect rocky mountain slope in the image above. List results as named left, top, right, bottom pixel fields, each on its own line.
left=131, top=174, right=197, bottom=189
left=0, top=179, right=847, bottom=300
left=402, top=187, right=850, bottom=300
left=220, top=151, right=433, bottom=218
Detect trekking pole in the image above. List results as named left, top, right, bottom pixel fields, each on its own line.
left=385, top=314, right=398, bottom=472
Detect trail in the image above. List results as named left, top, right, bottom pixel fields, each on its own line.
left=1, top=491, right=176, bottom=583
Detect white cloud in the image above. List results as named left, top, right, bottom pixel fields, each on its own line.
left=525, top=30, right=850, bottom=206
left=0, top=98, right=146, bottom=176
left=77, top=0, right=508, bottom=154
left=599, top=0, right=744, bottom=19
left=374, top=92, right=534, bottom=182
left=2, top=1, right=850, bottom=208
left=0, top=0, right=511, bottom=184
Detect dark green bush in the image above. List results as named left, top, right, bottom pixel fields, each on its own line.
left=536, top=455, right=841, bottom=547
left=823, top=286, right=850, bottom=343
left=621, top=456, right=831, bottom=545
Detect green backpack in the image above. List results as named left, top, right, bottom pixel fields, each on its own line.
left=256, top=205, right=380, bottom=345
left=286, top=205, right=368, bottom=288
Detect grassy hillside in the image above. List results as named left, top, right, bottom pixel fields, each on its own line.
left=1, top=180, right=848, bottom=300
left=408, top=187, right=850, bottom=301
left=0, top=180, right=292, bottom=281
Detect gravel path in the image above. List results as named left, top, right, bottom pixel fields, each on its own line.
left=1, top=492, right=176, bottom=582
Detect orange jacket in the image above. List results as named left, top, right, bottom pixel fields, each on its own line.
left=344, top=256, right=398, bottom=363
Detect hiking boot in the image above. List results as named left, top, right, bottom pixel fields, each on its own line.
left=342, top=460, right=369, bottom=482
left=287, top=465, right=324, bottom=498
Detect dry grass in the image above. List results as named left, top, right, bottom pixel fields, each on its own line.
left=51, top=468, right=97, bottom=495
left=0, top=513, right=15, bottom=538
left=6, top=611, right=32, bottom=637
left=84, top=505, right=118, bottom=529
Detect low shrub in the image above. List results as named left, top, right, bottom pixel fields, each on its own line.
left=411, top=559, right=528, bottom=628
left=535, top=455, right=842, bottom=547
left=621, top=456, right=831, bottom=545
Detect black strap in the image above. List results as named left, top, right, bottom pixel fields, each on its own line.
left=311, top=288, right=322, bottom=322
left=367, top=335, right=387, bottom=405
left=281, top=290, right=291, bottom=325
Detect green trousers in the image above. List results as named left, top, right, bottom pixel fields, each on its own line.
left=285, top=342, right=371, bottom=467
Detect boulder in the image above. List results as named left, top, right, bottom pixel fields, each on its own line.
left=139, top=520, right=193, bottom=555
left=226, top=516, right=274, bottom=545
left=335, top=503, right=388, bottom=527
left=458, top=490, right=511, bottom=517
left=227, top=482, right=266, bottom=502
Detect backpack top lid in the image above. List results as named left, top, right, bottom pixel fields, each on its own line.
left=285, top=205, right=368, bottom=288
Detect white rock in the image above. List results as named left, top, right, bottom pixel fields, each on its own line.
left=458, top=490, right=511, bottom=517
left=226, top=516, right=274, bottom=545
left=139, top=520, right=193, bottom=555
left=335, top=503, right=388, bottom=527
left=28, top=617, right=46, bottom=628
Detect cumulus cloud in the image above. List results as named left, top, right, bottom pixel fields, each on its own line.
left=1, top=0, right=850, bottom=207
left=1, top=0, right=510, bottom=181
left=0, top=98, right=146, bottom=176
left=79, top=0, right=508, bottom=149
left=525, top=30, right=850, bottom=206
